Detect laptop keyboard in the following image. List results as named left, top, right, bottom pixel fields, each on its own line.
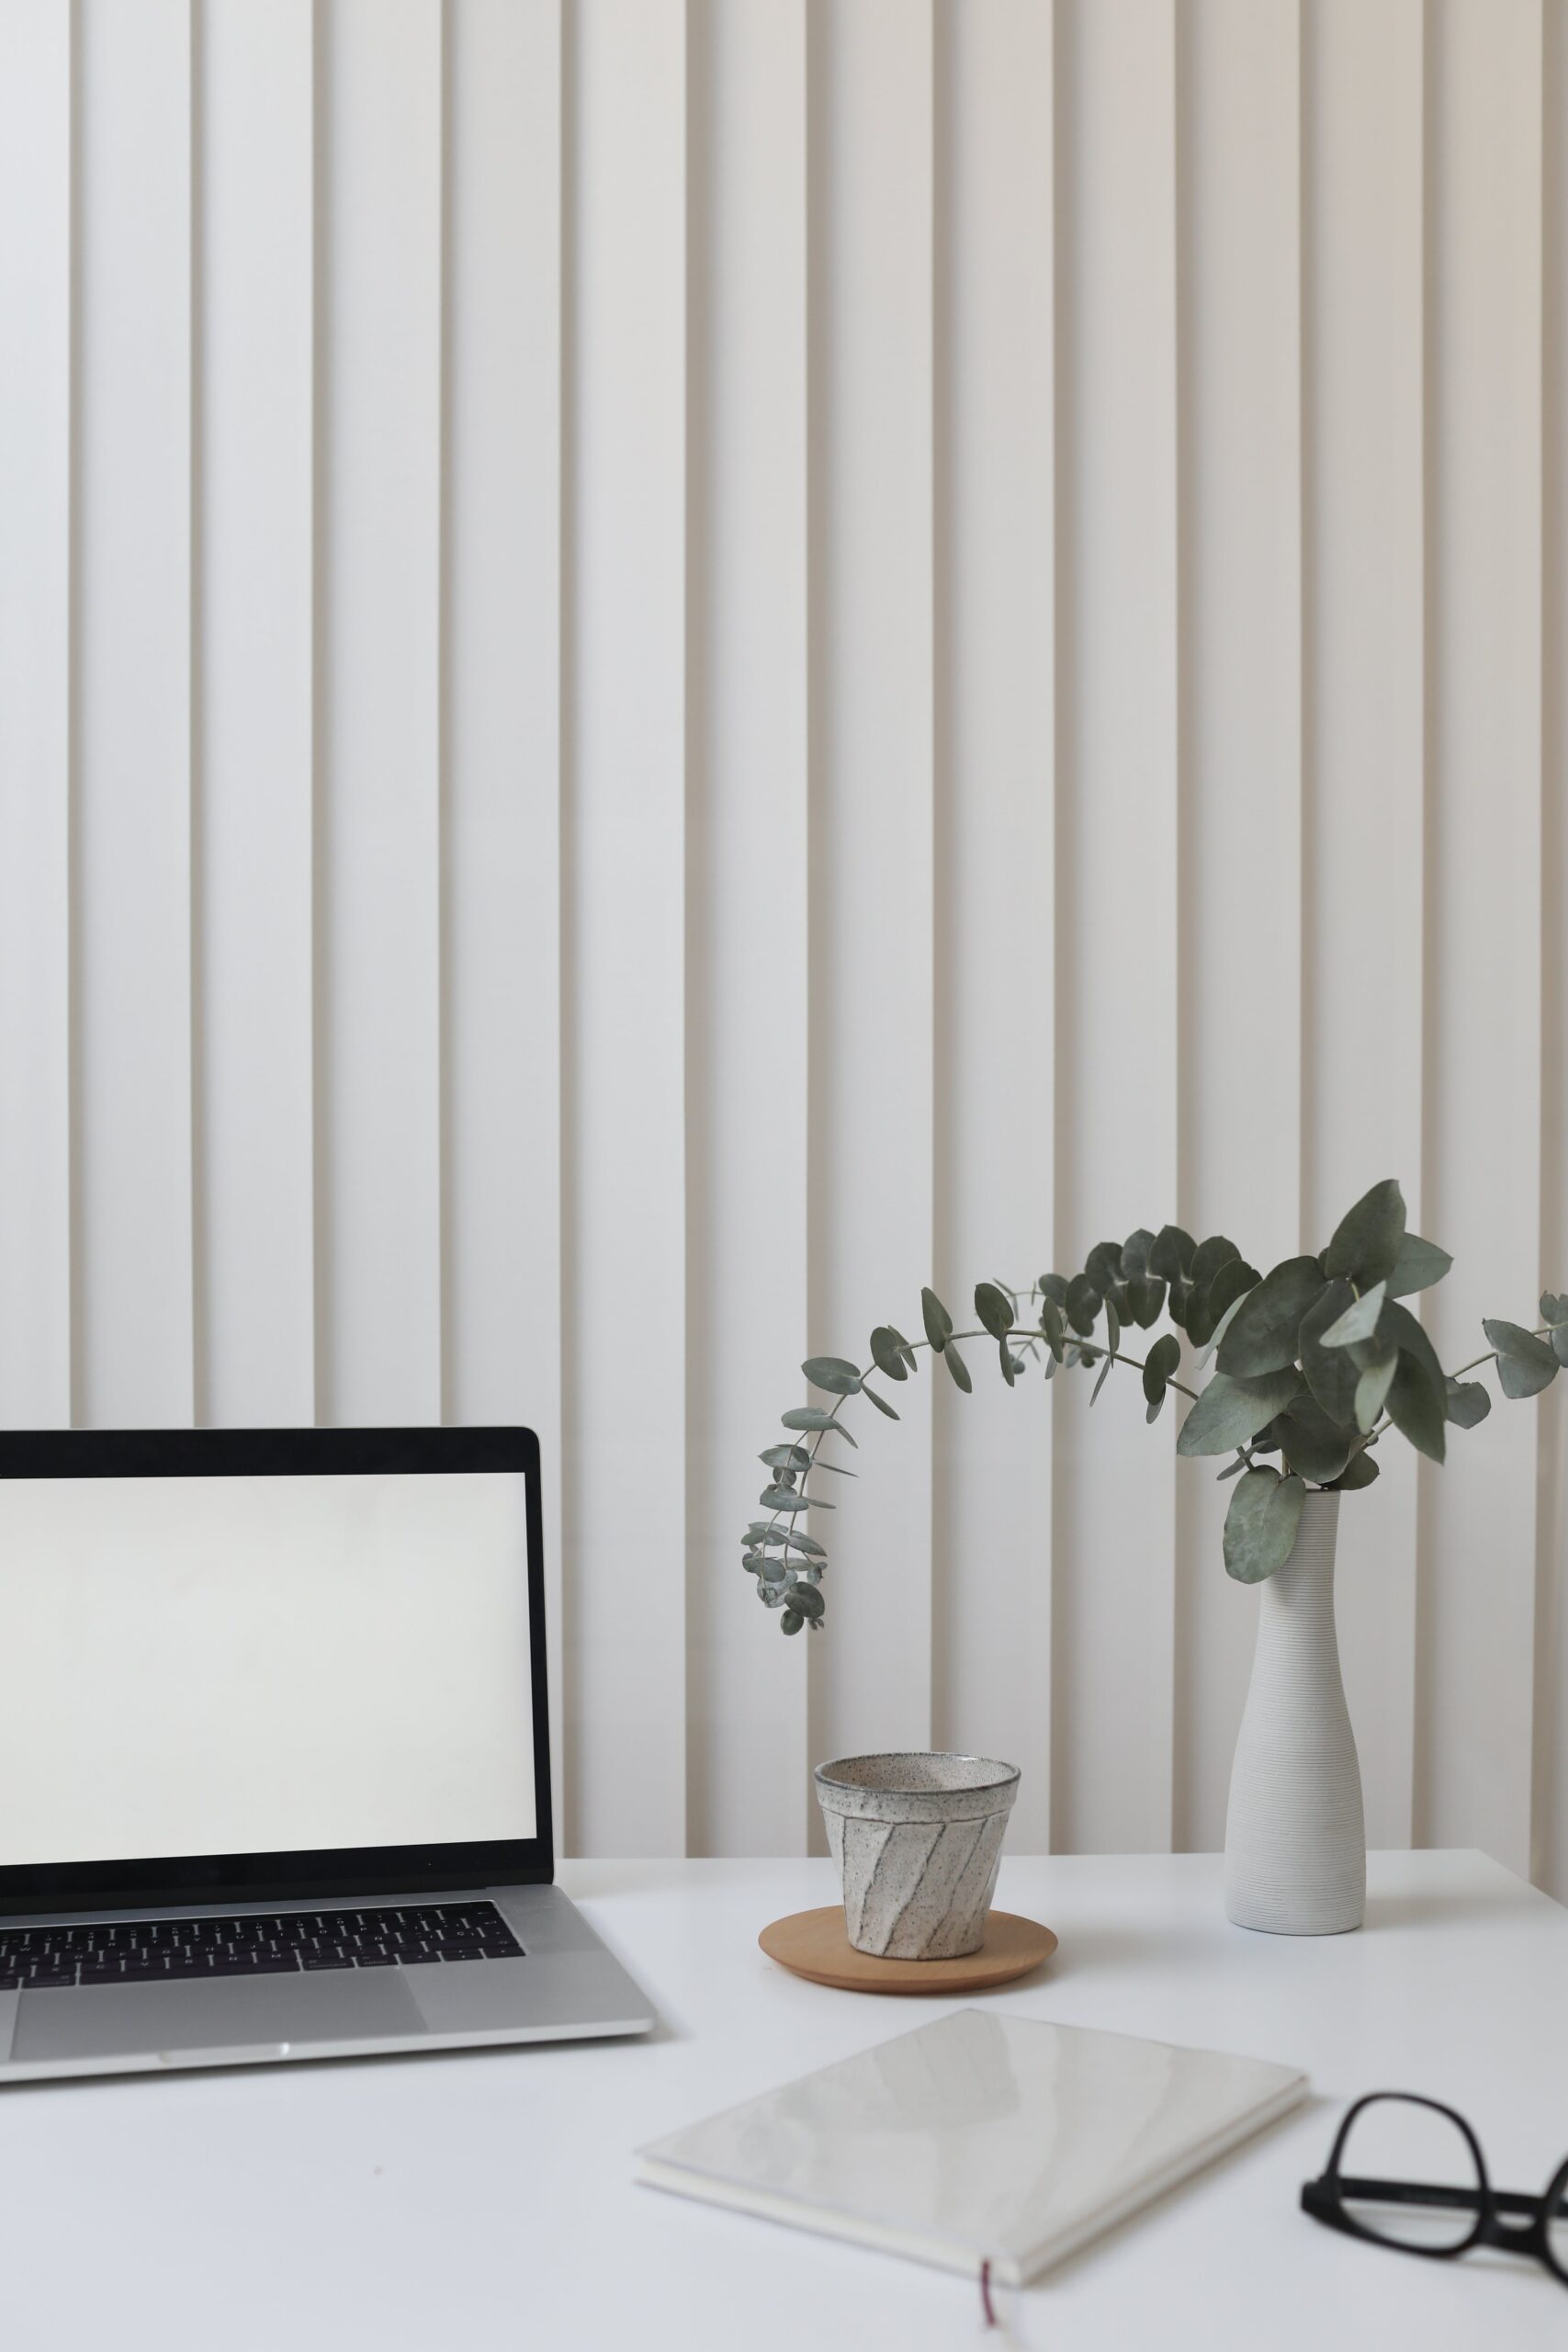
left=0, top=1901, right=524, bottom=1991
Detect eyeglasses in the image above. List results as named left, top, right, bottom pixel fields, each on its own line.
left=1303, top=2092, right=1568, bottom=2287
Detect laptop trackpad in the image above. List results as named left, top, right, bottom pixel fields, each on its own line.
left=14, top=1970, right=423, bottom=2064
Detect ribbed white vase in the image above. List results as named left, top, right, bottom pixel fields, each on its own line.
left=1224, top=1490, right=1365, bottom=1935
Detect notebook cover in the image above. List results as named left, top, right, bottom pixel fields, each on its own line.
left=636, top=2007, right=1306, bottom=2286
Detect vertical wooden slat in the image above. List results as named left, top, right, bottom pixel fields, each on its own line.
left=197, top=0, right=315, bottom=1429
left=1051, top=0, right=1179, bottom=1854
left=1538, top=0, right=1568, bottom=1904
left=1301, top=0, right=1426, bottom=1852
left=73, top=0, right=194, bottom=1429
left=563, top=0, right=688, bottom=1856
left=806, top=0, right=936, bottom=1795
left=931, top=0, right=1055, bottom=1851
left=444, top=0, right=565, bottom=1818
left=685, top=0, right=810, bottom=1856
left=0, top=0, right=72, bottom=1429
left=1171, top=0, right=1302, bottom=1852
left=1419, top=0, right=1543, bottom=1875
left=317, top=0, right=444, bottom=1428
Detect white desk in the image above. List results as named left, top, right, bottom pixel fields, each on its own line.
left=2, top=1851, right=1562, bottom=2347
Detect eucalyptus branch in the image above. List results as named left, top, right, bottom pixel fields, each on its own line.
left=743, top=1187, right=1568, bottom=1629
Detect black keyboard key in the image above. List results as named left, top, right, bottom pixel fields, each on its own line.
left=441, top=1948, right=483, bottom=1963
left=355, top=1953, right=397, bottom=1968
left=301, top=1953, right=353, bottom=1971
left=0, top=1975, right=19, bottom=1991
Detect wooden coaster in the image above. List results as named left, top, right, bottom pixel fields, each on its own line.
left=759, top=1906, right=1056, bottom=1995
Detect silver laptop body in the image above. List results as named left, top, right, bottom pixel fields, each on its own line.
left=0, top=1427, right=653, bottom=2083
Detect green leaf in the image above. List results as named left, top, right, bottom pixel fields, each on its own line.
left=1554, top=1329, right=1568, bottom=1368
left=1104, top=1295, right=1122, bottom=1357
left=1142, top=1333, right=1180, bottom=1410
left=1385, top=1353, right=1446, bottom=1462
left=1207, top=1255, right=1262, bottom=1327
left=1354, top=1345, right=1397, bottom=1433
left=1126, top=1274, right=1166, bottom=1329
left=802, top=1355, right=863, bottom=1395
left=1196, top=1288, right=1246, bottom=1369
left=1224, top=1468, right=1307, bottom=1584
left=862, top=1384, right=901, bottom=1419
left=1298, top=1281, right=1359, bottom=1426
left=1389, top=1232, right=1453, bottom=1298
left=1090, top=1352, right=1113, bottom=1405
left=1444, top=1378, right=1492, bottom=1430
left=1085, top=1240, right=1124, bottom=1297
left=1190, top=1235, right=1240, bottom=1290
left=1039, top=1295, right=1066, bottom=1355
left=1150, top=1225, right=1196, bottom=1281
left=1167, top=1276, right=1194, bottom=1331
left=1483, top=1317, right=1559, bottom=1399
left=886, top=1323, right=919, bottom=1371
left=1215, top=1453, right=1251, bottom=1481
left=1214, top=1257, right=1326, bottom=1378
left=869, top=1326, right=910, bottom=1383
left=781, top=1407, right=856, bottom=1444
left=790, top=1583, right=825, bottom=1621
left=759, top=1483, right=835, bottom=1511
left=998, top=1339, right=1017, bottom=1388
left=975, top=1281, right=1014, bottom=1340
left=1121, top=1228, right=1157, bottom=1280
left=760, top=1443, right=811, bottom=1470
left=1038, top=1272, right=1069, bottom=1307
left=1275, top=1395, right=1356, bottom=1486
left=1541, top=1291, right=1568, bottom=1328
left=1328, top=1450, right=1380, bottom=1490
left=1176, top=1367, right=1304, bottom=1456
left=944, top=1342, right=973, bottom=1396
left=1324, top=1179, right=1407, bottom=1287
left=1066, top=1274, right=1102, bottom=1337
left=1320, top=1280, right=1388, bottom=1350
left=920, top=1287, right=953, bottom=1353
left=780, top=1609, right=803, bottom=1634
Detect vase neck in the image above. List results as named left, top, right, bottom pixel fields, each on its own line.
left=1260, top=1491, right=1341, bottom=1615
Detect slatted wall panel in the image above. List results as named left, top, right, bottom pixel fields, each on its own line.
left=0, top=0, right=1562, bottom=1886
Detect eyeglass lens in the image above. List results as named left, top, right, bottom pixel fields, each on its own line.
left=1337, top=2096, right=1482, bottom=2253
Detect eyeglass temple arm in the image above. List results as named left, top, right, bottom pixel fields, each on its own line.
left=1329, top=2176, right=1568, bottom=2219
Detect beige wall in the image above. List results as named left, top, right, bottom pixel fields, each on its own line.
left=0, top=0, right=1563, bottom=1887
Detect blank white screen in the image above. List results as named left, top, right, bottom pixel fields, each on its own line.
left=0, top=1471, right=536, bottom=1865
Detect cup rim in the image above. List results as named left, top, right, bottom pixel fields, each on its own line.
left=814, top=1749, right=1021, bottom=1797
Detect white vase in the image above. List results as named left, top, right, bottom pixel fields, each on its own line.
left=1224, top=1489, right=1365, bottom=1935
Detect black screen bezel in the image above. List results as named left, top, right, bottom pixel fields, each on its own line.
left=0, top=1425, right=554, bottom=1915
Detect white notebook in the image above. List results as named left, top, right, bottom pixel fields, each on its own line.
left=637, top=2008, right=1305, bottom=2287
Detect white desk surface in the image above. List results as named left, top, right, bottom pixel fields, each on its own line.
left=2, top=1850, right=1563, bottom=2348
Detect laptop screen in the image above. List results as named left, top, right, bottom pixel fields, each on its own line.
left=0, top=1468, right=537, bottom=1870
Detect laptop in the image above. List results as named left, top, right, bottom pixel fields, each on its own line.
left=0, top=1425, right=654, bottom=2083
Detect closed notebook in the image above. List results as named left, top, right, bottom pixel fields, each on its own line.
left=637, top=2007, right=1306, bottom=2286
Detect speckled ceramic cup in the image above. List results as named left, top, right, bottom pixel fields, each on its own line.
left=815, top=1752, right=1021, bottom=1960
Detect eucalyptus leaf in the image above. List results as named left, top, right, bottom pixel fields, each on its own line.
left=1385, top=1351, right=1446, bottom=1462
left=998, top=1340, right=1017, bottom=1388
left=1190, top=1235, right=1241, bottom=1289
left=1207, top=1255, right=1262, bottom=1327
left=1175, top=1367, right=1304, bottom=1456
left=760, top=1444, right=810, bottom=1470
left=1039, top=1296, right=1066, bottom=1355
left=759, top=1483, right=834, bottom=1511
left=1444, top=1378, right=1492, bottom=1429
left=1354, top=1345, right=1397, bottom=1433
left=1483, top=1318, right=1558, bottom=1399
left=1085, top=1240, right=1123, bottom=1298
left=1126, top=1274, right=1166, bottom=1329
left=1038, top=1272, right=1069, bottom=1307
left=1142, top=1333, right=1180, bottom=1410
left=1215, top=1453, right=1251, bottom=1481
left=1197, top=1288, right=1247, bottom=1369
left=1329, top=1450, right=1380, bottom=1490
left=1276, top=1395, right=1357, bottom=1486
left=790, top=1584, right=824, bottom=1621
left=801, top=1355, right=863, bottom=1396
left=1122, top=1228, right=1157, bottom=1280
left=1066, top=1275, right=1102, bottom=1337
left=1554, top=1329, right=1568, bottom=1368
left=1167, top=1276, right=1194, bottom=1331
left=1320, top=1280, right=1387, bottom=1350
left=1090, top=1353, right=1113, bottom=1405
left=1104, top=1297, right=1122, bottom=1360
left=1382, top=1300, right=1447, bottom=1402
left=920, top=1286, right=953, bottom=1353
left=781, top=1407, right=857, bottom=1444
left=1145, top=1391, right=1166, bottom=1425
left=1224, top=1468, right=1307, bottom=1584
left=1214, top=1257, right=1326, bottom=1378
left=975, top=1282, right=1015, bottom=1340
left=1389, top=1232, right=1453, bottom=1298
left=1541, top=1292, right=1568, bottom=1329
left=862, top=1384, right=901, bottom=1419
left=1324, top=1178, right=1406, bottom=1287
left=1150, top=1225, right=1196, bottom=1281
left=780, top=1609, right=803, bottom=1634
left=944, top=1342, right=974, bottom=1396
left=868, top=1326, right=910, bottom=1382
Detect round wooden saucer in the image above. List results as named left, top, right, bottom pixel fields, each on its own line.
left=759, top=1906, right=1056, bottom=1995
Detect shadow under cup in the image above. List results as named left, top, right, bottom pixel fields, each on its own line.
left=814, top=1752, right=1021, bottom=1960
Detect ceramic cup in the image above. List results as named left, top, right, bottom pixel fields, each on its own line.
left=814, top=1752, right=1021, bottom=1959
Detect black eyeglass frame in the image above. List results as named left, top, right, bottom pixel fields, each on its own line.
left=1302, top=2092, right=1568, bottom=2286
